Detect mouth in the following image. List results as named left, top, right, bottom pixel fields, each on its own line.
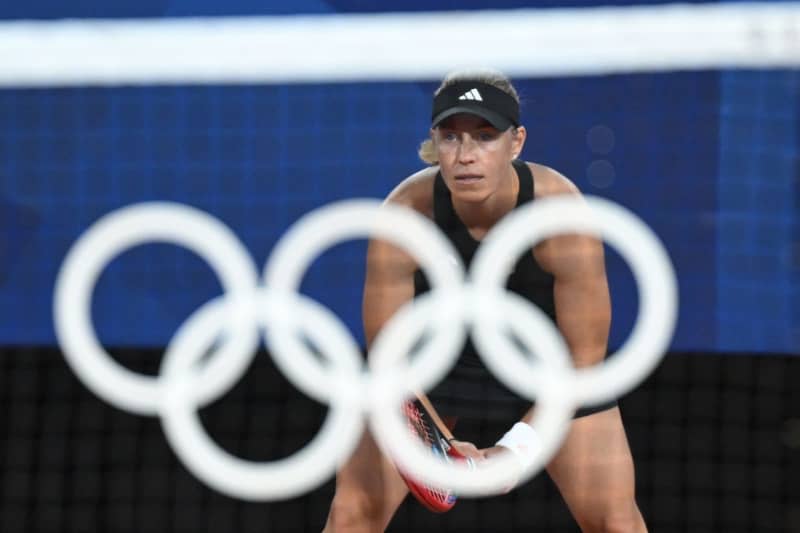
left=454, top=174, right=484, bottom=183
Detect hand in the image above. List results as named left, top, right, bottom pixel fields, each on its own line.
left=479, top=445, right=513, bottom=461
left=447, top=439, right=484, bottom=462
left=479, top=445, right=522, bottom=493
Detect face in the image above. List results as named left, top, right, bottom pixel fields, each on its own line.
left=432, top=114, right=525, bottom=203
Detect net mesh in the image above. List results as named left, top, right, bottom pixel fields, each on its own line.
left=716, top=70, right=800, bottom=351
left=1, top=347, right=797, bottom=532
left=2, top=71, right=798, bottom=352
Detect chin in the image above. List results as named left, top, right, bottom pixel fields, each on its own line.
left=448, top=186, right=491, bottom=204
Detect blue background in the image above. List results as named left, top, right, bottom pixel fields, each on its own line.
left=0, top=1, right=797, bottom=353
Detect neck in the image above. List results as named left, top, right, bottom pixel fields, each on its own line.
left=452, top=163, right=518, bottom=234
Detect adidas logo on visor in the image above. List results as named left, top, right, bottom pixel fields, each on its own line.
left=458, top=88, right=483, bottom=101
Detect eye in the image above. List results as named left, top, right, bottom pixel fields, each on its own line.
left=478, top=130, right=498, bottom=141
left=442, top=131, right=458, bottom=142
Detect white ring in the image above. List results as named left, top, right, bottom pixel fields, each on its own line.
left=472, top=195, right=678, bottom=405
left=53, top=202, right=259, bottom=415
left=159, top=289, right=364, bottom=500
left=369, top=287, right=576, bottom=495
left=263, top=199, right=468, bottom=400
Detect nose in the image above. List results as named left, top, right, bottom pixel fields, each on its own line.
left=457, top=134, right=477, bottom=164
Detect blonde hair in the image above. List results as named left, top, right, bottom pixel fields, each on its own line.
left=418, top=69, right=520, bottom=165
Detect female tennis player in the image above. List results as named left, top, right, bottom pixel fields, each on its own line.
left=322, top=71, right=647, bottom=532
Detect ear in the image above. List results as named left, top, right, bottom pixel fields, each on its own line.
left=510, top=126, right=526, bottom=159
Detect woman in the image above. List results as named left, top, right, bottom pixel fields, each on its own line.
left=323, top=71, right=647, bottom=533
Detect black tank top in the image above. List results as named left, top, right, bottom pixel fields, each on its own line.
left=411, top=160, right=556, bottom=418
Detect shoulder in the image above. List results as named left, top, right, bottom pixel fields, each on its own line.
left=523, top=162, right=602, bottom=276
left=524, top=162, right=581, bottom=200
left=365, top=167, right=437, bottom=272
left=384, top=165, right=438, bottom=219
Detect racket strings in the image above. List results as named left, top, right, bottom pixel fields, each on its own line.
left=402, top=402, right=452, bottom=504
left=403, top=402, right=437, bottom=448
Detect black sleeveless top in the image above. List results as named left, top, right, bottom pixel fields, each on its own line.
left=412, top=160, right=556, bottom=418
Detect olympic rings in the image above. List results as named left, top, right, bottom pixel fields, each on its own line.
left=53, top=196, right=677, bottom=500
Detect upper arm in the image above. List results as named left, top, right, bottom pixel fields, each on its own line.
left=533, top=168, right=611, bottom=367
left=362, top=170, right=434, bottom=348
left=362, top=235, right=418, bottom=348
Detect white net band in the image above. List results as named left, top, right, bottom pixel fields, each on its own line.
left=1, top=2, right=799, bottom=87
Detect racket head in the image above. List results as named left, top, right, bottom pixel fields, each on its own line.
left=399, top=400, right=465, bottom=513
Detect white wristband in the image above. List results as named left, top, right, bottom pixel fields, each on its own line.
left=495, top=422, right=539, bottom=469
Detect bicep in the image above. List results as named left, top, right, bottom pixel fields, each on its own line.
left=362, top=238, right=418, bottom=348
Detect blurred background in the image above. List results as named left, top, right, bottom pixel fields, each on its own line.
left=0, top=0, right=798, bottom=531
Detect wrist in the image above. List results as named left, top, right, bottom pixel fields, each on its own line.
left=494, top=422, right=539, bottom=469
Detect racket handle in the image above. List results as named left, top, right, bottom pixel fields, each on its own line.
left=415, top=391, right=454, bottom=441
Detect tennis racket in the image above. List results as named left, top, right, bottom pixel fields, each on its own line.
left=398, top=394, right=472, bottom=513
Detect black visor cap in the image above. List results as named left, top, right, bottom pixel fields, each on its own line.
left=431, top=81, right=519, bottom=131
